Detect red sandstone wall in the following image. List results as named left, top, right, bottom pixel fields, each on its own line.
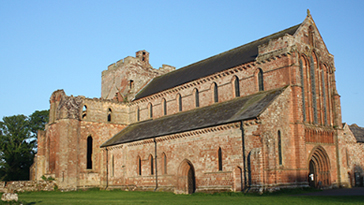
left=106, top=123, right=243, bottom=193
left=130, top=54, right=294, bottom=124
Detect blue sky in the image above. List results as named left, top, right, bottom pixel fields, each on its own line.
left=1, top=1, right=363, bottom=126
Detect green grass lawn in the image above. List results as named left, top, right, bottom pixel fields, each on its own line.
left=1, top=189, right=363, bottom=205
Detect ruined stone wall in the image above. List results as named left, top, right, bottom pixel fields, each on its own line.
left=34, top=91, right=129, bottom=189
left=101, top=50, right=175, bottom=101
left=81, top=98, right=129, bottom=125
left=1, top=181, right=57, bottom=193
left=33, top=130, right=46, bottom=181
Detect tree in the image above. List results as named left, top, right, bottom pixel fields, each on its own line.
left=29, top=110, right=49, bottom=139
left=0, top=110, right=49, bottom=181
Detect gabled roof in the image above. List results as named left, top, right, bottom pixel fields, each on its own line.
left=101, top=87, right=286, bottom=147
left=134, top=24, right=301, bottom=100
left=349, top=124, right=364, bottom=143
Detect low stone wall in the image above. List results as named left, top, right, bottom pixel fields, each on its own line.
left=0, top=181, right=57, bottom=193
left=0, top=182, right=6, bottom=193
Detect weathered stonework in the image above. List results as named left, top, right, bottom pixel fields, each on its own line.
left=31, top=12, right=364, bottom=193
left=1, top=181, right=57, bottom=193
left=101, top=50, right=175, bottom=102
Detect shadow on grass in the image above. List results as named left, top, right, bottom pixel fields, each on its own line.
left=15, top=188, right=364, bottom=205
left=189, top=188, right=364, bottom=204
left=190, top=187, right=321, bottom=197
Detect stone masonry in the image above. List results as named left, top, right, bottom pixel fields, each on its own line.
left=32, top=11, right=364, bottom=193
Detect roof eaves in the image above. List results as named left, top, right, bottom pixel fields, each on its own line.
left=102, top=87, right=286, bottom=148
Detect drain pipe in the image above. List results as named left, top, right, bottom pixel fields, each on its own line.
left=240, top=121, right=248, bottom=192
left=154, top=138, right=158, bottom=191
left=105, top=148, right=109, bottom=190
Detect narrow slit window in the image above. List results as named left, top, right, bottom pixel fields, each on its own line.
left=195, top=89, right=199, bottom=108
left=309, top=25, right=314, bottom=46
left=136, top=106, right=140, bottom=122
left=82, top=105, right=87, bottom=119
left=107, top=108, right=112, bottom=122
left=163, top=99, right=167, bottom=116
left=129, top=80, right=134, bottom=89
left=213, top=83, right=218, bottom=103
left=178, top=94, right=182, bottom=112
left=258, top=68, right=264, bottom=91
left=87, top=136, right=93, bottom=169
left=234, top=76, right=240, bottom=97
left=142, top=52, right=146, bottom=61
left=137, top=156, right=142, bottom=175
left=149, top=103, right=153, bottom=118
left=278, top=131, right=282, bottom=165
left=218, top=147, right=223, bottom=171
left=150, top=155, right=154, bottom=175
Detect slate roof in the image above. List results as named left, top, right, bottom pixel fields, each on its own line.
left=134, top=24, right=301, bottom=100
left=101, top=87, right=286, bottom=147
left=349, top=124, right=364, bottom=143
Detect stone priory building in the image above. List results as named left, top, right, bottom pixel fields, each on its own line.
left=31, top=12, right=364, bottom=194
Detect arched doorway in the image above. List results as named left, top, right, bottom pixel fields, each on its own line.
left=187, top=166, right=196, bottom=194
left=308, top=146, right=331, bottom=188
left=308, top=160, right=316, bottom=187
left=177, top=159, right=196, bottom=194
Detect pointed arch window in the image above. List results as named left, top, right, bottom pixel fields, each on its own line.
left=177, top=94, right=182, bottom=112
left=149, top=155, right=154, bottom=175
left=148, top=103, right=153, bottom=118
left=194, top=89, right=199, bottom=108
left=310, top=55, right=318, bottom=124
left=137, top=156, right=142, bottom=175
left=300, top=59, right=307, bottom=122
left=278, top=130, right=282, bottom=165
left=258, top=68, right=264, bottom=91
left=213, top=83, right=218, bottom=103
left=107, top=108, right=112, bottom=122
left=163, top=98, right=167, bottom=116
left=233, top=76, right=240, bottom=97
left=87, top=136, right=93, bottom=169
left=218, top=147, right=223, bottom=171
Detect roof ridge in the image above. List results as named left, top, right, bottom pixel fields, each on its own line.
left=157, top=24, right=301, bottom=79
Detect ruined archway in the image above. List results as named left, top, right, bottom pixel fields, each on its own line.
left=308, top=146, right=331, bottom=188
left=176, top=159, right=196, bottom=194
